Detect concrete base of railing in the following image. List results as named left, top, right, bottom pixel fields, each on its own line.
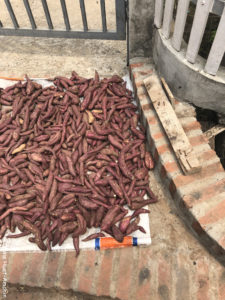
left=153, top=29, right=225, bottom=114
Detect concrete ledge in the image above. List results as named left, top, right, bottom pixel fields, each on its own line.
left=153, top=30, right=225, bottom=114
left=130, top=57, right=225, bottom=263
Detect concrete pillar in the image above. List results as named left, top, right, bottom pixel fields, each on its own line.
left=129, top=0, right=155, bottom=58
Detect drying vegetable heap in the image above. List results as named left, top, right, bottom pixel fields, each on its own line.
left=0, top=71, right=157, bottom=255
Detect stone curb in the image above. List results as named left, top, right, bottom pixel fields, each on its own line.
left=130, top=57, right=225, bottom=263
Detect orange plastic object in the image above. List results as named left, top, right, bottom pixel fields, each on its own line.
left=100, top=236, right=133, bottom=249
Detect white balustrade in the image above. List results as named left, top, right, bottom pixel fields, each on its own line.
left=154, top=0, right=225, bottom=76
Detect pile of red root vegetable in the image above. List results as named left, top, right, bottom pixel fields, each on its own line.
left=0, top=71, right=157, bottom=255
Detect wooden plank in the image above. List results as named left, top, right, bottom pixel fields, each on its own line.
left=204, top=124, right=225, bottom=140
left=162, top=0, right=175, bottom=39
left=144, top=75, right=201, bottom=175
left=160, top=77, right=176, bottom=108
left=154, top=0, right=164, bottom=28
left=186, top=0, right=214, bottom=63
left=204, top=7, right=225, bottom=75
left=172, top=0, right=190, bottom=51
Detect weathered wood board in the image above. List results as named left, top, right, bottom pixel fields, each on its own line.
left=160, top=77, right=176, bottom=108
left=204, top=124, right=225, bottom=140
left=144, top=75, right=201, bottom=175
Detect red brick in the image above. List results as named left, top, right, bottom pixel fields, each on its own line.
left=60, top=252, right=78, bottom=290
left=44, top=252, right=61, bottom=288
left=96, top=249, right=113, bottom=297
left=77, top=250, right=97, bottom=293
left=199, top=149, right=218, bottom=162
left=182, top=120, right=201, bottom=132
left=135, top=248, right=151, bottom=300
left=147, top=116, right=157, bottom=125
left=189, top=135, right=208, bottom=147
left=152, top=132, right=164, bottom=140
left=156, top=144, right=171, bottom=155
left=219, top=285, right=225, bottom=300
left=130, top=62, right=145, bottom=70
left=116, top=248, right=133, bottom=300
left=133, top=70, right=153, bottom=79
left=8, top=253, right=27, bottom=284
left=172, top=162, right=224, bottom=189
left=196, top=257, right=209, bottom=300
left=139, top=70, right=153, bottom=76
left=24, top=253, right=46, bottom=286
left=172, top=174, right=196, bottom=190
left=160, top=162, right=180, bottom=179
left=142, top=103, right=151, bottom=111
left=176, top=253, right=190, bottom=299
left=198, top=199, right=225, bottom=226
left=158, top=254, right=171, bottom=300
left=183, top=177, right=225, bottom=208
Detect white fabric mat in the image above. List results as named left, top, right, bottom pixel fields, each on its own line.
left=0, top=75, right=151, bottom=252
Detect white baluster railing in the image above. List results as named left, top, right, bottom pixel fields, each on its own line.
left=154, top=0, right=225, bottom=76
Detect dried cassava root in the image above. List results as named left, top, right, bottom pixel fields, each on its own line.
left=0, top=71, right=156, bottom=255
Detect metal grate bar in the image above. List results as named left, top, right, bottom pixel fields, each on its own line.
left=41, top=0, right=53, bottom=30
left=4, top=0, right=19, bottom=29
left=80, top=0, right=88, bottom=31
left=100, top=0, right=107, bottom=32
left=23, top=0, right=36, bottom=29
left=126, top=0, right=129, bottom=66
left=0, top=0, right=126, bottom=41
left=115, top=0, right=126, bottom=39
left=0, top=28, right=124, bottom=39
left=60, top=0, right=71, bottom=31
